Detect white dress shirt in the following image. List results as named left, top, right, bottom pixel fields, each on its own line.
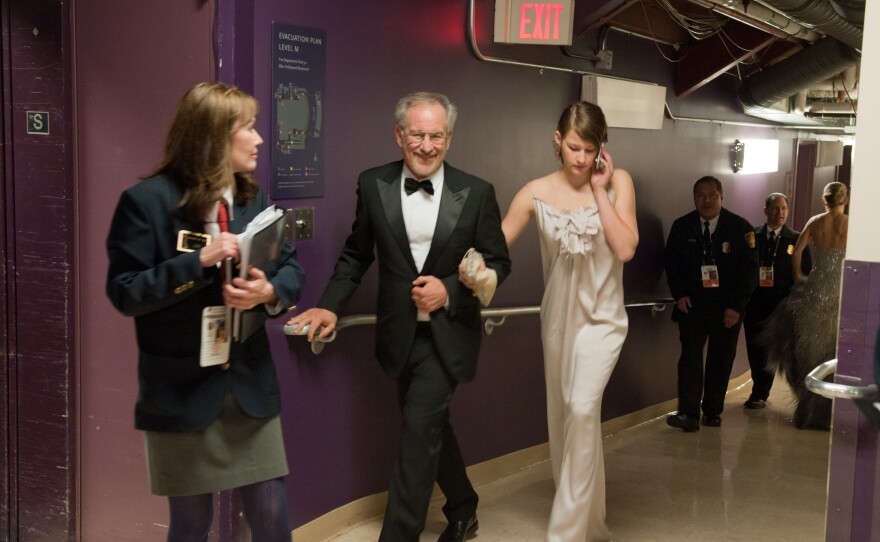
left=401, top=165, right=444, bottom=321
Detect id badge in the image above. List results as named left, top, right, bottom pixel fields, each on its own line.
left=701, top=265, right=720, bottom=288
left=200, top=306, right=231, bottom=367
left=759, top=266, right=775, bottom=287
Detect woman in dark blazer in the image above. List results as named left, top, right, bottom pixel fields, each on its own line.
left=106, top=82, right=304, bottom=542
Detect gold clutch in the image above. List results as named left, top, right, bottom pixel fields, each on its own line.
left=460, top=248, right=497, bottom=307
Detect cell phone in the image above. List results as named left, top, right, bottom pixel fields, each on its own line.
left=594, top=144, right=605, bottom=171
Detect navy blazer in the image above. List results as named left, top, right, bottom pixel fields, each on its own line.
left=745, top=223, right=806, bottom=323
left=106, top=174, right=305, bottom=432
left=665, top=207, right=759, bottom=320
left=317, top=161, right=511, bottom=382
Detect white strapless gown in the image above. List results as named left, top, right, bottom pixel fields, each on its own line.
left=534, top=198, right=628, bottom=542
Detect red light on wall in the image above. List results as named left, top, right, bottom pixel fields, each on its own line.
left=494, top=0, right=574, bottom=45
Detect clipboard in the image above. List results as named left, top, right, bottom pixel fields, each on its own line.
left=232, top=207, right=293, bottom=341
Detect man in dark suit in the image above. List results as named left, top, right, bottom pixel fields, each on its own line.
left=289, top=92, right=511, bottom=542
left=664, top=176, right=758, bottom=432
left=743, top=193, right=808, bottom=409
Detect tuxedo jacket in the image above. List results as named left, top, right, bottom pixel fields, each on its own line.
left=106, top=174, right=305, bottom=432
left=665, top=207, right=759, bottom=321
left=317, top=160, right=511, bottom=382
left=745, top=223, right=809, bottom=324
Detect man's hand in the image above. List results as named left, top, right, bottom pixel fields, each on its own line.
left=723, top=308, right=740, bottom=328
left=412, top=275, right=448, bottom=313
left=676, top=296, right=692, bottom=314
left=286, top=308, right=338, bottom=341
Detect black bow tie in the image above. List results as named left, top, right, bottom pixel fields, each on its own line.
left=404, top=177, right=434, bottom=196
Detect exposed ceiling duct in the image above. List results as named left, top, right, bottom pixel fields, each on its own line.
left=758, top=0, right=863, bottom=49
left=571, top=0, right=865, bottom=129
left=829, top=0, right=865, bottom=26
left=734, top=0, right=863, bottom=126
left=738, top=37, right=860, bottom=109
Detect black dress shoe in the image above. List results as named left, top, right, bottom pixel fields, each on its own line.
left=438, top=514, right=478, bottom=542
left=702, top=415, right=722, bottom=427
left=666, top=414, right=700, bottom=432
left=744, top=398, right=767, bottom=409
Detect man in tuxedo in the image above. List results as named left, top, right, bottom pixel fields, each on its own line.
left=743, top=193, right=808, bottom=409
left=665, top=176, right=758, bottom=432
left=288, top=92, right=510, bottom=541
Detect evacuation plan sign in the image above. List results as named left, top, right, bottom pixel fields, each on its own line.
left=270, top=22, right=326, bottom=199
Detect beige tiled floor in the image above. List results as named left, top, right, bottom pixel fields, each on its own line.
left=327, top=381, right=830, bottom=541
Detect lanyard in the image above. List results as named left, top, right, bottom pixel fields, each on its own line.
left=764, top=230, right=781, bottom=267
left=695, top=223, right=715, bottom=265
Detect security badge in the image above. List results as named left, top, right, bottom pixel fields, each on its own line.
left=177, top=230, right=211, bottom=252
left=760, top=266, right=774, bottom=287
left=745, top=231, right=756, bottom=249
left=702, top=265, right=720, bottom=288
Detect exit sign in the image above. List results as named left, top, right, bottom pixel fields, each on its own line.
left=494, top=0, right=575, bottom=45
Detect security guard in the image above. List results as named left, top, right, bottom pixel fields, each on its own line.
left=664, top=176, right=758, bottom=431
left=742, top=193, right=809, bottom=409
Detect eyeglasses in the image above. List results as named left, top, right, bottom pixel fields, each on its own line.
left=400, top=128, right=448, bottom=146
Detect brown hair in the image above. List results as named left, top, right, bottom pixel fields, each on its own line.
left=765, top=192, right=788, bottom=207
left=555, top=101, right=608, bottom=159
left=823, top=181, right=848, bottom=208
left=146, top=82, right=260, bottom=222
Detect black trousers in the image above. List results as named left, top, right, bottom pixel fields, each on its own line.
left=676, top=306, right=742, bottom=418
left=379, top=325, right=478, bottom=542
left=743, top=312, right=776, bottom=401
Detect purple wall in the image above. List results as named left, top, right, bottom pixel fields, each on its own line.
left=828, top=260, right=880, bottom=540
left=59, top=0, right=806, bottom=538
left=75, top=1, right=215, bottom=540
left=1, top=1, right=76, bottom=540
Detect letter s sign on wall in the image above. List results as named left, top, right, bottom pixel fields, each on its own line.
left=27, top=111, right=50, bottom=135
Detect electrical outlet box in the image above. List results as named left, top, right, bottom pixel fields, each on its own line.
left=596, top=50, right=613, bottom=70
left=294, top=207, right=314, bottom=241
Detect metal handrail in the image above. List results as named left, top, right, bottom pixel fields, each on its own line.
left=805, top=359, right=879, bottom=400
left=285, top=298, right=674, bottom=355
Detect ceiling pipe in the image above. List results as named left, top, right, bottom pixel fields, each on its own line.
left=829, top=0, right=865, bottom=25
left=758, top=0, right=863, bottom=49
left=716, top=0, right=820, bottom=41
left=805, top=102, right=857, bottom=114
left=684, top=0, right=819, bottom=42
left=739, top=37, right=860, bottom=109
left=809, top=65, right=858, bottom=91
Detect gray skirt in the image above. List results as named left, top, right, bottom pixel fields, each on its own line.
left=144, top=394, right=288, bottom=496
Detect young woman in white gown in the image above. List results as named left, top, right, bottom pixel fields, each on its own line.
left=501, top=101, right=638, bottom=541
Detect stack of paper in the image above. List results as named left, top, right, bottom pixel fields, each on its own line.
left=233, top=205, right=290, bottom=340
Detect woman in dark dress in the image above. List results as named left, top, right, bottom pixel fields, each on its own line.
left=762, top=182, right=848, bottom=430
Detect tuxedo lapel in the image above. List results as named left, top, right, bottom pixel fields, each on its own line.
left=376, top=171, right=419, bottom=273
left=422, top=173, right=468, bottom=273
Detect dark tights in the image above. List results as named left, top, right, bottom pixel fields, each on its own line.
left=167, top=477, right=290, bottom=542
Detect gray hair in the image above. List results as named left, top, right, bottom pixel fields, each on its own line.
left=395, top=91, right=458, bottom=133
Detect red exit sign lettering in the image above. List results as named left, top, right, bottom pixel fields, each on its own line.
left=494, top=0, right=574, bottom=45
